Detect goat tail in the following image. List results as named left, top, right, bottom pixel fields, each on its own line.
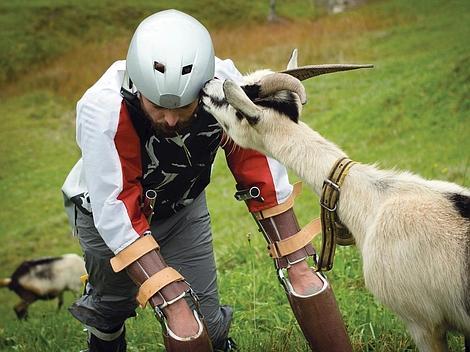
left=0, top=278, right=11, bottom=288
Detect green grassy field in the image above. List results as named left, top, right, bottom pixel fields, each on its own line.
left=0, top=0, right=469, bottom=351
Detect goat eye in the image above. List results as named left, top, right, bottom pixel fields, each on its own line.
left=246, top=115, right=260, bottom=126
left=235, top=111, right=259, bottom=126
left=241, top=84, right=261, bottom=100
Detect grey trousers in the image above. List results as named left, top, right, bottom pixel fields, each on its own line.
left=69, top=192, right=232, bottom=348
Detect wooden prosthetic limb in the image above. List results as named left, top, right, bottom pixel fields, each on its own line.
left=280, top=270, right=352, bottom=352
left=250, top=184, right=352, bottom=351
left=163, top=310, right=212, bottom=352
left=111, top=235, right=213, bottom=351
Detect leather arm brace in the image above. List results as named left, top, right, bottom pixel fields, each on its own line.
left=110, top=236, right=189, bottom=309
left=251, top=183, right=320, bottom=269
left=258, top=208, right=317, bottom=269
left=111, top=238, right=213, bottom=351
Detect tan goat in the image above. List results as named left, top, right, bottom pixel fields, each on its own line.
left=201, top=71, right=470, bottom=352
left=1, top=254, right=86, bottom=319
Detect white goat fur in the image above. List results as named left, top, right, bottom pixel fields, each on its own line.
left=202, top=72, right=470, bottom=352
left=1, top=253, right=86, bottom=319
left=18, top=254, right=85, bottom=295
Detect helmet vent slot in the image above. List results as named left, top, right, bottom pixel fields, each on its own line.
left=154, top=61, right=165, bottom=73
left=182, top=64, right=193, bottom=75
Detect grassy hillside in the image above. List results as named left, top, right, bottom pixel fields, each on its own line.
left=0, top=0, right=316, bottom=85
left=0, top=0, right=469, bottom=351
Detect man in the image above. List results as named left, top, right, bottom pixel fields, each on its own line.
left=62, top=9, right=351, bottom=352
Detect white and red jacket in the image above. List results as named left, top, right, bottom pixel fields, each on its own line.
left=62, top=59, right=293, bottom=254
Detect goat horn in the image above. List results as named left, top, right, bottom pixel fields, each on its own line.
left=223, top=80, right=262, bottom=119
left=259, top=72, right=307, bottom=104
left=281, top=64, right=374, bottom=81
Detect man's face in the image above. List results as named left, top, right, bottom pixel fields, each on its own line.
left=140, top=95, right=198, bottom=135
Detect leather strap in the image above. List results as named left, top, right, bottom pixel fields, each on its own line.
left=318, top=157, right=356, bottom=271
left=253, top=182, right=302, bottom=220
left=137, top=267, right=184, bottom=307
left=268, top=218, right=322, bottom=258
left=110, top=235, right=159, bottom=273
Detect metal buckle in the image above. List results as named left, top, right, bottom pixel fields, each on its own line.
left=286, top=255, right=309, bottom=267
left=187, top=287, right=202, bottom=313
left=143, top=189, right=157, bottom=223
left=276, top=268, right=290, bottom=292
left=323, top=178, right=340, bottom=191
left=320, top=178, right=340, bottom=212
left=154, top=286, right=201, bottom=324
left=320, top=201, right=337, bottom=212
left=234, top=186, right=264, bottom=202
left=154, top=305, right=166, bottom=323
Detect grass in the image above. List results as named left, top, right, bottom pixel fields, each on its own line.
left=0, top=0, right=469, bottom=350
left=0, top=0, right=317, bottom=86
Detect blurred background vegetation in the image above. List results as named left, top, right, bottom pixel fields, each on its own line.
left=0, top=0, right=468, bottom=351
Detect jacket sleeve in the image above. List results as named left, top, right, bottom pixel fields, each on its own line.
left=76, top=89, right=149, bottom=254
left=222, top=137, right=293, bottom=212
left=214, top=58, right=294, bottom=212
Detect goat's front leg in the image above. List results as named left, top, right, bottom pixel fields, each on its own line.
left=57, top=292, right=64, bottom=310
left=406, top=322, right=449, bottom=352
left=14, top=300, right=31, bottom=320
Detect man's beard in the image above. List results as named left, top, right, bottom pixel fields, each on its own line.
left=142, top=111, right=193, bottom=136
left=151, top=121, right=178, bottom=136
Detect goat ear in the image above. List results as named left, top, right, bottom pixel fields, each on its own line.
left=223, top=80, right=261, bottom=122
left=236, top=111, right=260, bottom=126
left=286, top=48, right=298, bottom=70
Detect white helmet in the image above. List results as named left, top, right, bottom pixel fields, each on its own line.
left=126, top=10, right=215, bottom=108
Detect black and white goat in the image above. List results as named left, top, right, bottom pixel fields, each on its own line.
left=201, top=70, right=470, bottom=351
left=1, top=253, right=86, bottom=319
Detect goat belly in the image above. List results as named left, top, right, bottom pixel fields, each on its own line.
left=11, top=257, right=64, bottom=297
left=17, top=275, right=61, bottom=297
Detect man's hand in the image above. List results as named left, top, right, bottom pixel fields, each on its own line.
left=164, top=298, right=199, bottom=337
left=288, top=260, right=323, bottom=295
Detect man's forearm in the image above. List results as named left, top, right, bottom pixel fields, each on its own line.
left=110, top=235, right=213, bottom=351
